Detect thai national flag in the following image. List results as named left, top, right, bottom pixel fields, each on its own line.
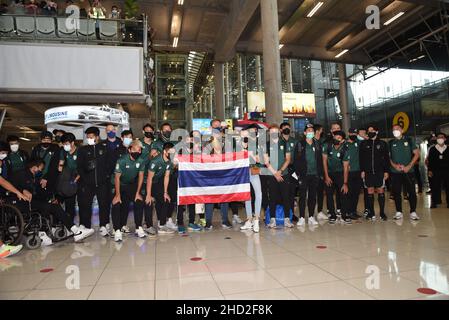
left=177, top=151, right=251, bottom=205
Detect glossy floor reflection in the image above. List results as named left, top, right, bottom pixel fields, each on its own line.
left=1, top=194, right=449, bottom=300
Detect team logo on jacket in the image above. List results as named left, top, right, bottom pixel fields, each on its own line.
left=136, top=163, right=140, bottom=168
left=126, top=165, right=130, bottom=169
left=73, top=155, right=77, bottom=160
left=151, top=163, right=155, bottom=169
left=377, top=145, right=380, bottom=149
left=99, top=150, right=104, bottom=155
left=115, top=163, right=120, bottom=170
left=404, top=142, right=408, bottom=147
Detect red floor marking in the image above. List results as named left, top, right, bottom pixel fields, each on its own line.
left=40, top=268, right=54, bottom=273
left=316, top=245, right=327, bottom=249
left=181, top=234, right=189, bottom=237
left=417, top=288, right=438, bottom=295
left=190, top=257, right=202, bottom=261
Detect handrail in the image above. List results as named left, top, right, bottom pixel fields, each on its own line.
left=0, top=13, right=144, bottom=23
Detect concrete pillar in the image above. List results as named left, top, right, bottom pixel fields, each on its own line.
left=285, top=59, right=293, bottom=93
left=261, top=0, right=283, bottom=125
left=338, top=63, right=350, bottom=133
left=237, top=54, right=245, bottom=118
left=214, top=62, right=225, bottom=120
left=225, top=62, right=230, bottom=110
left=255, top=55, right=262, bottom=91
left=209, top=86, right=214, bottom=119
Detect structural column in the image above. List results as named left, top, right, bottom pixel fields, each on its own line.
left=285, top=59, right=293, bottom=92
left=338, top=63, right=350, bottom=133
left=261, top=0, right=283, bottom=125
left=214, top=62, right=225, bottom=120
left=237, top=54, right=245, bottom=118
left=255, top=55, right=262, bottom=91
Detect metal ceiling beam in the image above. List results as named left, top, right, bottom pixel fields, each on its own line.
left=214, top=0, right=260, bottom=62
left=236, top=41, right=370, bottom=65
left=0, top=93, right=146, bottom=104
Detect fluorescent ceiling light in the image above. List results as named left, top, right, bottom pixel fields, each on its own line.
left=279, top=44, right=284, bottom=49
left=384, top=12, right=405, bottom=26
left=172, top=37, right=179, bottom=47
left=409, top=55, right=426, bottom=63
left=178, top=0, right=184, bottom=5
left=19, top=137, right=30, bottom=141
left=307, top=2, right=324, bottom=18
left=335, top=49, right=349, bottom=58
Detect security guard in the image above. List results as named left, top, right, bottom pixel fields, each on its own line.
left=343, top=128, right=363, bottom=220
left=111, top=140, right=145, bottom=242
left=322, top=130, right=349, bottom=224
left=264, top=124, right=293, bottom=229
left=280, top=122, right=299, bottom=222
left=293, top=124, right=323, bottom=227
left=30, top=131, right=60, bottom=196
left=77, top=127, right=113, bottom=235
left=389, top=124, right=420, bottom=221
left=145, top=142, right=175, bottom=234
left=5, top=135, right=29, bottom=187
left=58, top=133, right=79, bottom=223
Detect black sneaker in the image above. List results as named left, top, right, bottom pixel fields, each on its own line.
left=344, top=218, right=352, bottom=224
left=430, top=204, right=437, bottom=209
left=329, top=215, right=337, bottom=224
left=366, top=214, right=374, bottom=221
left=380, top=214, right=388, bottom=221
left=349, top=213, right=360, bottom=220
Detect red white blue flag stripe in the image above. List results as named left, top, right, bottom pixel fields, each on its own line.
left=177, top=151, right=251, bottom=205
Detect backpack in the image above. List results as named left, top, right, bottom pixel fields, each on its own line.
left=56, top=153, right=78, bottom=197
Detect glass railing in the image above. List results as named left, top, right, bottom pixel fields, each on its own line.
left=0, top=13, right=146, bottom=46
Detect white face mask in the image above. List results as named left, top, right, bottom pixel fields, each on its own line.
left=123, top=137, right=133, bottom=147
left=393, top=130, right=402, bottom=138
left=64, top=144, right=72, bottom=152
left=10, top=144, right=19, bottom=152
left=437, top=138, right=445, bottom=146
left=0, top=153, right=7, bottom=160
left=87, top=138, right=96, bottom=146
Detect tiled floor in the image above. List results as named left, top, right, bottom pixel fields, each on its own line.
left=1, top=194, right=449, bottom=300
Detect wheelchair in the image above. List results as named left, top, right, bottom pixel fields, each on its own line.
left=1, top=197, right=70, bottom=250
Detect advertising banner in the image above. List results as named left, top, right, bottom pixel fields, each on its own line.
left=247, top=92, right=316, bottom=118
left=45, top=106, right=129, bottom=126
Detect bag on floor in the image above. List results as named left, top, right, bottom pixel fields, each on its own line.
left=264, top=205, right=293, bottom=226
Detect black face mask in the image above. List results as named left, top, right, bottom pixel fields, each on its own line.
left=41, top=143, right=50, bottom=149
left=243, top=137, right=249, bottom=143
left=162, top=131, right=171, bottom=139
left=368, top=132, right=377, bottom=139
left=144, top=132, right=154, bottom=140
left=349, top=135, right=357, bottom=141
left=333, top=139, right=341, bottom=146
left=55, top=136, right=61, bottom=143
left=130, top=152, right=141, bottom=160
left=282, top=128, right=291, bottom=135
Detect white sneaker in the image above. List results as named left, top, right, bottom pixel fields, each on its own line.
left=79, top=225, right=86, bottom=230
left=297, top=217, right=306, bottom=227
left=73, top=226, right=94, bottom=242
left=233, top=215, right=243, bottom=224
left=166, top=218, right=177, bottom=230
left=240, top=220, right=253, bottom=231
left=394, top=212, right=403, bottom=220
left=105, top=223, right=113, bottom=235
left=99, top=226, right=109, bottom=237
left=38, top=232, right=53, bottom=247
left=317, top=212, right=328, bottom=220
left=114, top=229, right=123, bottom=242
left=253, top=219, right=260, bottom=233
left=284, top=218, right=294, bottom=228
left=410, top=212, right=420, bottom=221
left=308, top=216, right=319, bottom=226
left=158, top=225, right=175, bottom=234
left=267, top=218, right=276, bottom=228
left=121, top=226, right=131, bottom=234
left=136, top=226, right=146, bottom=238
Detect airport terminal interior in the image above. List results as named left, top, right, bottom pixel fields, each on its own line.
left=1, top=0, right=449, bottom=301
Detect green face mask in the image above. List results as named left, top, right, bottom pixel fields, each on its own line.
left=306, top=132, right=315, bottom=139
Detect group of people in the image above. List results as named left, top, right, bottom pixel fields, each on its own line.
left=1, top=0, right=121, bottom=19
left=1, top=118, right=447, bottom=260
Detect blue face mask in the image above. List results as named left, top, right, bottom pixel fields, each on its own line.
left=123, top=137, right=133, bottom=147
left=35, top=170, right=42, bottom=178
left=107, top=131, right=116, bottom=139
left=306, top=132, right=315, bottom=139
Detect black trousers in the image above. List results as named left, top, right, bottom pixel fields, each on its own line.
left=61, top=194, right=77, bottom=224
left=391, top=172, right=417, bottom=213
left=267, top=176, right=291, bottom=218
left=317, top=178, right=324, bottom=212
left=111, top=182, right=144, bottom=231
left=16, top=199, right=72, bottom=230
left=260, top=174, right=270, bottom=211
left=177, top=204, right=196, bottom=226
left=298, top=175, right=319, bottom=218
left=78, top=183, right=109, bottom=228
left=230, top=202, right=240, bottom=216
left=288, top=174, right=298, bottom=221
left=325, top=172, right=346, bottom=217
left=166, top=171, right=178, bottom=221
left=134, top=183, right=155, bottom=228
left=431, top=170, right=449, bottom=206
left=347, top=171, right=362, bottom=215
left=153, top=179, right=169, bottom=225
